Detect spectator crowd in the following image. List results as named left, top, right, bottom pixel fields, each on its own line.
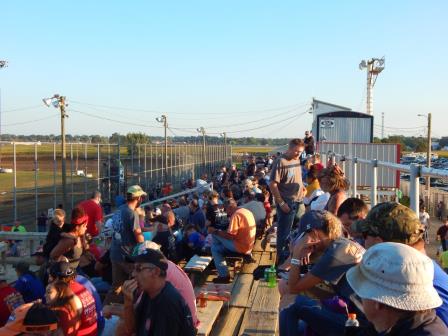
left=0, top=130, right=447, bottom=335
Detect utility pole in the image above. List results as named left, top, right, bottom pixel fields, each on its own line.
left=381, top=112, right=385, bottom=139
left=418, top=113, right=432, bottom=211
left=156, top=115, right=168, bottom=182
left=0, top=60, right=7, bottom=168
left=43, top=94, right=68, bottom=210
left=359, top=57, right=385, bottom=115
left=197, top=127, right=206, bottom=171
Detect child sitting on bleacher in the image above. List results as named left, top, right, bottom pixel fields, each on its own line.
left=184, top=225, right=205, bottom=260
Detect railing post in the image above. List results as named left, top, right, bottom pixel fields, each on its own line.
left=352, top=157, right=358, bottom=198
left=410, top=163, right=420, bottom=217
left=371, top=159, right=378, bottom=207
left=13, top=142, right=17, bottom=222
left=340, top=156, right=346, bottom=174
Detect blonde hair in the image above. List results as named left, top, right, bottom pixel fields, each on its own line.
left=320, top=212, right=343, bottom=240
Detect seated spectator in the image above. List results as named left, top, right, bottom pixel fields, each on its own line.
left=209, top=199, right=256, bottom=283
left=120, top=248, right=196, bottom=335
left=196, top=173, right=211, bottom=193
left=184, top=224, right=205, bottom=259
left=31, top=248, right=48, bottom=286
left=11, top=221, right=26, bottom=233
left=188, top=199, right=206, bottom=233
left=312, top=153, right=324, bottom=171
left=304, top=165, right=320, bottom=197
left=50, top=207, right=89, bottom=270
left=43, top=209, right=66, bottom=259
left=0, top=276, right=24, bottom=327
left=205, top=191, right=228, bottom=230
left=0, top=302, right=60, bottom=335
left=352, top=202, right=448, bottom=327
left=336, top=197, right=368, bottom=240
left=45, top=280, right=81, bottom=336
left=13, top=262, right=45, bottom=303
left=279, top=211, right=365, bottom=336
left=347, top=242, right=447, bottom=335
left=241, top=190, right=266, bottom=227
left=173, top=196, right=190, bottom=225
left=317, top=165, right=349, bottom=215
left=48, top=261, right=98, bottom=336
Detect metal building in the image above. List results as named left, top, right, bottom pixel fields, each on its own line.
left=316, top=111, right=373, bottom=143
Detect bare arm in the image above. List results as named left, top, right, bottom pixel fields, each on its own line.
left=269, top=181, right=290, bottom=213
left=122, top=279, right=138, bottom=335
left=49, top=238, right=74, bottom=261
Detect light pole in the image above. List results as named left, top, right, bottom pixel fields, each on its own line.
left=156, top=115, right=168, bottom=182
left=220, top=132, right=227, bottom=164
left=43, top=94, right=68, bottom=210
left=197, top=127, right=206, bottom=172
left=359, top=57, right=385, bottom=115
left=418, top=113, right=432, bottom=211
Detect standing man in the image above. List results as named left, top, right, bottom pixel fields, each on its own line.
left=304, top=131, right=315, bottom=156
left=105, top=185, right=146, bottom=304
left=79, top=191, right=104, bottom=237
left=269, top=139, right=306, bottom=265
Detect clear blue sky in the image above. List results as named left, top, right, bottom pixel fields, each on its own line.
left=1, top=1, right=447, bottom=139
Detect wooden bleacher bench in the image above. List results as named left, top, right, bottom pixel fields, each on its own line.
left=184, top=255, right=213, bottom=285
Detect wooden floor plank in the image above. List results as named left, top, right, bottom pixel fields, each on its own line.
left=251, top=281, right=280, bottom=313
left=239, top=311, right=278, bottom=336
left=230, top=274, right=254, bottom=308
left=241, top=252, right=262, bottom=274
left=197, top=300, right=224, bottom=336
left=210, top=307, right=245, bottom=336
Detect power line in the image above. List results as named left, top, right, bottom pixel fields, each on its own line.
left=70, top=99, right=308, bottom=116
left=2, top=114, right=57, bottom=127
left=1, top=105, right=43, bottom=113
left=373, top=123, right=425, bottom=130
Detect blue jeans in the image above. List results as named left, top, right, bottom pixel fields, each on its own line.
left=211, top=234, right=238, bottom=277
left=279, top=295, right=347, bottom=336
left=276, top=199, right=299, bottom=265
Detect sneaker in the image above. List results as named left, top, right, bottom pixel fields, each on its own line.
left=212, top=276, right=231, bottom=284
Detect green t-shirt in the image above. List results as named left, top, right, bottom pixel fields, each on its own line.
left=12, top=225, right=27, bottom=233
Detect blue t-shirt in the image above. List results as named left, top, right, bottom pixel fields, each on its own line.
left=110, top=204, right=140, bottom=262
left=188, top=209, right=206, bottom=232
left=14, top=273, right=45, bottom=303
left=188, top=232, right=204, bottom=249
left=76, top=275, right=105, bottom=332
left=433, top=260, right=448, bottom=327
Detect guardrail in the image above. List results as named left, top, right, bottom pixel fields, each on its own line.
left=329, top=152, right=448, bottom=217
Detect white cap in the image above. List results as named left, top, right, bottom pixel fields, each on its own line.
left=347, top=242, right=442, bottom=311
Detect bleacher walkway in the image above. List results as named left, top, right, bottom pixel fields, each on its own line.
left=190, top=238, right=280, bottom=336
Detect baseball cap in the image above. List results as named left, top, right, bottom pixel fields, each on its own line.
left=351, top=202, right=424, bottom=245
left=346, top=242, right=441, bottom=311
left=125, top=248, right=168, bottom=271
left=0, top=302, right=58, bottom=335
left=297, top=210, right=328, bottom=236
left=127, top=185, right=147, bottom=197
left=48, top=261, right=75, bottom=279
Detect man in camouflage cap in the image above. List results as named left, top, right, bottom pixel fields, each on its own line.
left=352, top=202, right=448, bottom=327
left=352, top=202, right=424, bottom=248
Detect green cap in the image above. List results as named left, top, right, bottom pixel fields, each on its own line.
left=351, top=202, right=424, bottom=245
left=127, top=185, right=147, bottom=197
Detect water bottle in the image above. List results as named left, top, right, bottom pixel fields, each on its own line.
left=267, top=265, right=277, bottom=288
left=344, top=313, right=360, bottom=336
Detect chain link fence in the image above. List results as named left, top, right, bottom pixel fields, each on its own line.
left=0, top=142, right=231, bottom=229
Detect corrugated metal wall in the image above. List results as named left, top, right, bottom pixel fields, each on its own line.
left=318, top=142, right=400, bottom=188
left=317, top=117, right=372, bottom=143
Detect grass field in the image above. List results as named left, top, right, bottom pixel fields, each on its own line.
left=231, top=146, right=275, bottom=154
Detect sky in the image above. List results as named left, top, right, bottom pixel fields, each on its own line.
left=0, top=1, right=447, bottom=139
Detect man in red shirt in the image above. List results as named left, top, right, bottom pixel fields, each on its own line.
left=79, top=191, right=103, bottom=237
left=0, top=277, right=25, bottom=327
